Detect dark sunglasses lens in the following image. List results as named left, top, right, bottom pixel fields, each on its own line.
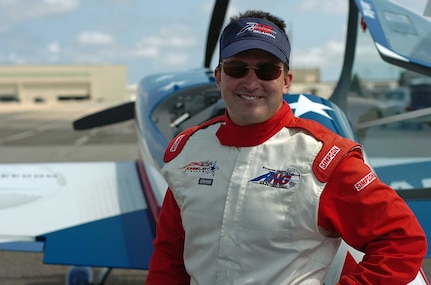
left=256, top=64, right=282, bottom=80
left=223, top=63, right=247, bottom=78
left=222, top=62, right=282, bottom=80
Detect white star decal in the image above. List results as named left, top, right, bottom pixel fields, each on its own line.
left=288, top=94, right=333, bottom=119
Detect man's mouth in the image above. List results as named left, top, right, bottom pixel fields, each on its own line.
left=239, top=94, right=260, bottom=101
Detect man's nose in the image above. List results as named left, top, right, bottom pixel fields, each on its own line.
left=241, top=67, right=260, bottom=88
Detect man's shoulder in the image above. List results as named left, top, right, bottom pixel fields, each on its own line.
left=163, top=116, right=225, bottom=163
left=292, top=116, right=362, bottom=182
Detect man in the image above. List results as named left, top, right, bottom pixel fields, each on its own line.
left=146, top=10, right=426, bottom=284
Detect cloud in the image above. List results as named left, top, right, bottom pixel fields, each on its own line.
left=0, top=0, right=79, bottom=21
left=43, top=0, right=79, bottom=10
left=4, top=52, right=26, bottom=64
left=43, top=42, right=62, bottom=63
left=161, top=52, right=190, bottom=67
left=47, top=42, right=61, bottom=53
left=77, top=31, right=115, bottom=45
left=133, top=47, right=159, bottom=58
left=130, top=23, right=196, bottom=68
left=0, top=0, right=80, bottom=33
left=298, top=0, right=348, bottom=15
left=201, top=1, right=214, bottom=14
left=292, top=40, right=344, bottom=66
left=141, top=25, right=196, bottom=49
left=291, top=39, right=345, bottom=81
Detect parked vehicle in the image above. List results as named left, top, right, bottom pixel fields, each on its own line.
left=0, top=95, right=19, bottom=102
left=377, top=87, right=410, bottom=118
left=407, top=78, right=431, bottom=110
left=371, top=82, right=431, bottom=129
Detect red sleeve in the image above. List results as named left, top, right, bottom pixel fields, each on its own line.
left=318, top=151, right=427, bottom=285
left=146, top=188, right=190, bottom=285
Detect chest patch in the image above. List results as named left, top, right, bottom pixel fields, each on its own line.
left=180, top=160, right=219, bottom=176
left=250, top=167, right=301, bottom=189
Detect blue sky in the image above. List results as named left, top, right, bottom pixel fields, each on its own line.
left=0, top=0, right=427, bottom=84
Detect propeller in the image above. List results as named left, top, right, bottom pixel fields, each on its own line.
left=73, top=101, right=135, bottom=130
left=73, top=0, right=229, bottom=130
left=204, top=0, right=229, bottom=68
left=330, top=0, right=358, bottom=112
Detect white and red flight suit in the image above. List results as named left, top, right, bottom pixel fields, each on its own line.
left=146, top=101, right=426, bottom=285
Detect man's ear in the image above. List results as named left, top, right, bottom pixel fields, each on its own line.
left=283, top=71, right=293, bottom=94
left=214, top=65, right=222, bottom=90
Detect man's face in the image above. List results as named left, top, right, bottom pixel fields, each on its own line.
left=215, top=49, right=292, bottom=126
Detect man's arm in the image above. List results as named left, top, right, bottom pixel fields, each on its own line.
left=319, top=151, right=427, bottom=285
left=146, top=188, right=190, bottom=285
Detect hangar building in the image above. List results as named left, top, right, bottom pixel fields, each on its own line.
left=0, top=65, right=128, bottom=103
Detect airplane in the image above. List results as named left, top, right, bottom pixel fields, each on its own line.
left=0, top=0, right=431, bottom=284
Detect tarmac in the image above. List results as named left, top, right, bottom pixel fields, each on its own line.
left=0, top=101, right=430, bottom=284
left=0, top=102, right=146, bottom=284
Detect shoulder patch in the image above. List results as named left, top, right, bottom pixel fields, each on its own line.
left=312, top=137, right=361, bottom=183
left=289, top=116, right=362, bottom=183
left=318, top=145, right=341, bottom=171
left=355, top=171, right=377, bottom=191
left=163, top=116, right=225, bottom=163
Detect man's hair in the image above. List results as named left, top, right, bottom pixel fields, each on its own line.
left=229, top=10, right=287, bottom=33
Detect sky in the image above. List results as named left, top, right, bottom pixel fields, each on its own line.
left=0, top=0, right=428, bottom=84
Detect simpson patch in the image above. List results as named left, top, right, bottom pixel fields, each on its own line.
left=355, top=171, right=377, bottom=191
left=319, top=145, right=341, bottom=170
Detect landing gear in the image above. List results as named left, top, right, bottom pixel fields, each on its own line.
left=65, top=267, right=112, bottom=285
left=66, top=266, right=93, bottom=285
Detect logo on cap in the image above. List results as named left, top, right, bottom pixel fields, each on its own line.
left=237, top=22, right=277, bottom=39
left=220, top=17, right=291, bottom=62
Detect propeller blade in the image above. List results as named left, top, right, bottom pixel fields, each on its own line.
left=204, top=0, right=229, bottom=68
left=73, top=101, right=135, bottom=130
left=355, top=106, right=431, bottom=130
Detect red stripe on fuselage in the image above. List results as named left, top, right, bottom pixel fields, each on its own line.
left=136, top=158, right=161, bottom=223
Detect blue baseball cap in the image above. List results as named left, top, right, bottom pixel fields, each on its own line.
left=219, top=17, right=291, bottom=63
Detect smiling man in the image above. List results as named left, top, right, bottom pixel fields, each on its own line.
left=146, top=10, right=426, bottom=285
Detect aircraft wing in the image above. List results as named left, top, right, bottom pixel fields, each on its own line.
left=356, top=0, right=431, bottom=76
left=0, top=161, right=155, bottom=269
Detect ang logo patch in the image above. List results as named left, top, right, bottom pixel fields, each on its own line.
left=250, top=167, right=301, bottom=189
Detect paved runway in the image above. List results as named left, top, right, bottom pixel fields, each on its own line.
left=0, top=101, right=430, bottom=284
left=0, top=102, right=145, bottom=285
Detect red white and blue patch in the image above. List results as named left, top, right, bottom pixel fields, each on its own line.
left=180, top=160, right=219, bottom=176
left=250, top=167, right=301, bottom=189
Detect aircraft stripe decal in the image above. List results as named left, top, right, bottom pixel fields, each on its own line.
left=137, top=159, right=161, bottom=222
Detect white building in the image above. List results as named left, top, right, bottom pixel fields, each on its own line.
left=0, top=65, right=128, bottom=103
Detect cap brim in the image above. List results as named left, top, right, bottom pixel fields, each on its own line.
left=221, top=39, right=287, bottom=62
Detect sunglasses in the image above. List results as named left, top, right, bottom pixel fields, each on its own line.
left=221, top=61, right=283, bottom=81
